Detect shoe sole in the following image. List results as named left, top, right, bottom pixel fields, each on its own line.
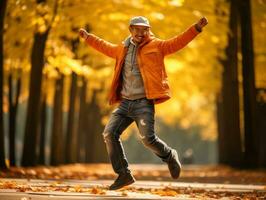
left=170, top=167, right=181, bottom=179
left=109, top=179, right=135, bottom=190
left=170, top=150, right=181, bottom=179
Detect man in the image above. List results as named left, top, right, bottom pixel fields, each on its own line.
left=79, top=16, right=208, bottom=190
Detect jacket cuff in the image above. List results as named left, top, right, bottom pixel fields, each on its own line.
left=194, top=24, right=202, bottom=32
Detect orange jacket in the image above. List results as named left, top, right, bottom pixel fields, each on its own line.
left=85, top=25, right=200, bottom=105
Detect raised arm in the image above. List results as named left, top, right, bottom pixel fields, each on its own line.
left=159, top=17, right=208, bottom=56
left=79, top=28, right=119, bottom=59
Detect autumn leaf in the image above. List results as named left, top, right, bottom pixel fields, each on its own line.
left=91, top=187, right=106, bottom=195
left=74, top=185, right=83, bottom=192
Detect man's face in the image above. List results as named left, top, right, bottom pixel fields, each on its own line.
left=129, top=25, right=150, bottom=44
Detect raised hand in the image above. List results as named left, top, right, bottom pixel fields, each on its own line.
left=196, top=17, right=208, bottom=29
left=79, top=28, right=89, bottom=39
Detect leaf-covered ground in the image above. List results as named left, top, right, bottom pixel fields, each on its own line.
left=1, top=164, right=266, bottom=184
left=0, top=164, right=266, bottom=199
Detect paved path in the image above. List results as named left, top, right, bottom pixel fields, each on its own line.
left=1, top=178, right=265, bottom=199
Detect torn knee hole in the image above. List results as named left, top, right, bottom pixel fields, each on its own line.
left=102, top=131, right=120, bottom=140
left=102, top=131, right=112, bottom=138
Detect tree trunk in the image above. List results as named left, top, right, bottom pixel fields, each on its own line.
left=8, top=75, right=15, bottom=166
left=51, top=75, right=65, bottom=165
left=8, top=74, right=21, bottom=166
left=38, top=75, right=49, bottom=165
left=22, top=0, right=58, bottom=166
left=65, top=72, right=78, bottom=163
left=216, top=94, right=225, bottom=163
left=239, top=0, right=258, bottom=168
left=77, top=78, right=87, bottom=162
left=256, top=88, right=266, bottom=167
left=85, top=97, right=94, bottom=163
left=22, top=30, right=49, bottom=166
left=38, top=88, right=47, bottom=165
left=0, top=0, right=8, bottom=169
left=86, top=89, right=108, bottom=163
left=217, top=0, right=242, bottom=166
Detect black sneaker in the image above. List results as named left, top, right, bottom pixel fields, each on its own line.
left=167, top=149, right=181, bottom=179
left=109, top=173, right=135, bottom=190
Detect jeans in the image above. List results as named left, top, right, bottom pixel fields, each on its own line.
left=102, top=98, right=172, bottom=174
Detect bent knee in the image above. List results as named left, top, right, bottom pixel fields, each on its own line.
left=102, top=131, right=111, bottom=138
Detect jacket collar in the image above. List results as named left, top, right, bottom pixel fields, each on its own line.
left=123, top=36, right=132, bottom=47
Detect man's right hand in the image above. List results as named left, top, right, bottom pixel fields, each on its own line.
left=196, top=17, right=208, bottom=29
left=79, top=28, right=89, bottom=39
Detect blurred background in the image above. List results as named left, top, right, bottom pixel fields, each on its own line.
left=0, top=0, right=265, bottom=168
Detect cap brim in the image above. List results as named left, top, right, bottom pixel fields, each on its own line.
left=130, top=23, right=150, bottom=27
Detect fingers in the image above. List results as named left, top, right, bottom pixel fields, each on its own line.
left=198, top=17, right=208, bottom=28
left=201, top=17, right=208, bottom=26
left=79, top=28, right=88, bottom=39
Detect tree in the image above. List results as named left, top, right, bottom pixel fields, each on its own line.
left=51, top=73, right=65, bottom=165
left=217, top=0, right=242, bottom=166
left=85, top=88, right=108, bottom=163
left=0, top=0, right=8, bottom=169
left=256, top=88, right=266, bottom=167
left=22, top=0, right=59, bottom=166
left=65, top=72, right=78, bottom=163
left=38, top=79, right=47, bottom=165
left=77, top=77, right=88, bottom=162
left=8, top=71, right=21, bottom=166
left=239, top=0, right=258, bottom=167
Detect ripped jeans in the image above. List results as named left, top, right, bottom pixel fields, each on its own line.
left=102, top=98, right=172, bottom=174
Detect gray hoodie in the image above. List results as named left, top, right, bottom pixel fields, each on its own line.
left=120, top=37, right=146, bottom=100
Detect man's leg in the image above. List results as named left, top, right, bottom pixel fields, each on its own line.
left=132, top=98, right=182, bottom=179
left=102, top=101, right=135, bottom=189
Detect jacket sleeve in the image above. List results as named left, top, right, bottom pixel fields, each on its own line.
left=159, top=25, right=200, bottom=56
left=85, top=34, right=119, bottom=59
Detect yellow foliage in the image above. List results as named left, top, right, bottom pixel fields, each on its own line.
left=4, top=0, right=266, bottom=141
left=165, top=58, right=184, bottom=74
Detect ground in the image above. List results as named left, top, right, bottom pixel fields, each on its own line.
left=0, top=164, right=266, bottom=199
